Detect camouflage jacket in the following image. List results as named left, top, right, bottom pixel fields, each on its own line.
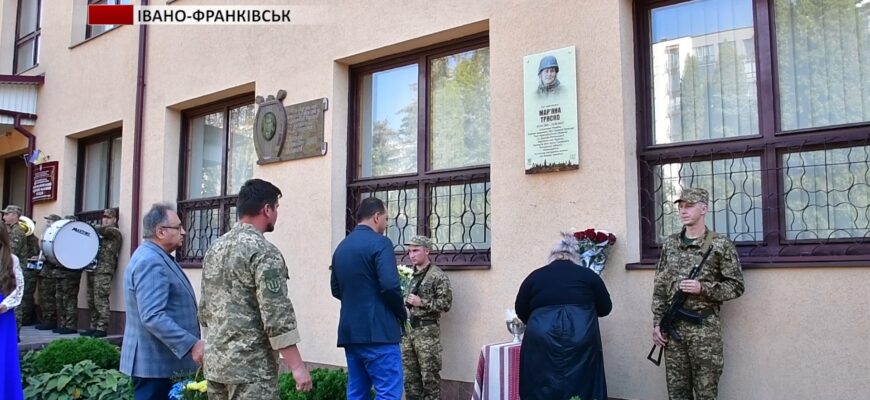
left=6, top=223, right=28, bottom=263
left=651, top=228, right=745, bottom=326
left=26, top=234, right=39, bottom=260
left=93, top=225, right=122, bottom=274
left=408, top=264, right=452, bottom=322
left=199, top=222, right=301, bottom=383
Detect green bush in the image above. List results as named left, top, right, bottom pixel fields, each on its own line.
left=19, top=350, right=38, bottom=379
left=32, top=337, right=121, bottom=374
left=23, top=360, right=131, bottom=400
left=278, top=368, right=354, bottom=400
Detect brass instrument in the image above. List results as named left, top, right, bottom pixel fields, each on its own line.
left=19, top=216, right=35, bottom=236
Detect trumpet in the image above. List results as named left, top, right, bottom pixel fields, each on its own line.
left=19, top=216, right=35, bottom=236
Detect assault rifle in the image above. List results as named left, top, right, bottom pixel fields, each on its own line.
left=647, top=242, right=714, bottom=366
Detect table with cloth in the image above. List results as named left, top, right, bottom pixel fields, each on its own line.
left=472, top=341, right=521, bottom=400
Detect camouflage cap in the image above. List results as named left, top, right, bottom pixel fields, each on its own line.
left=674, top=187, right=709, bottom=204
left=64, top=215, right=78, bottom=221
left=405, top=235, right=434, bottom=250
left=103, top=208, right=118, bottom=219
left=1, top=205, right=22, bottom=215
left=44, top=214, right=62, bottom=222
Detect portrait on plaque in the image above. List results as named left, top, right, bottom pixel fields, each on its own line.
left=254, top=90, right=288, bottom=163
left=523, top=46, right=579, bottom=174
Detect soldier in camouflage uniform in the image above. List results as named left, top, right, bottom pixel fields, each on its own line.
left=52, top=215, right=82, bottom=334
left=199, top=179, right=312, bottom=399
left=35, top=214, right=63, bottom=331
left=83, top=208, right=122, bottom=337
left=651, top=188, right=745, bottom=400
left=3, top=205, right=36, bottom=332
left=401, top=235, right=453, bottom=400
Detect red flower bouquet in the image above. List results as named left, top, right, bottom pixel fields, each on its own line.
left=573, top=228, right=617, bottom=274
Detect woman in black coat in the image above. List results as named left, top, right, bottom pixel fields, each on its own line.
left=514, top=232, right=612, bottom=400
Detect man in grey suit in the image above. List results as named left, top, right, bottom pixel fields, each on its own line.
left=121, top=203, right=204, bottom=399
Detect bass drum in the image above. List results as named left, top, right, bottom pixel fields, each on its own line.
left=42, top=219, right=99, bottom=270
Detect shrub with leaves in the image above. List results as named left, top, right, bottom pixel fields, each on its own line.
left=23, top=360, right=131, bottom=400
left=19, top=350, right=38, bottom=380
left=278, top=368, right=359, bottom=400
left=32, top=337, right=121, bottom=374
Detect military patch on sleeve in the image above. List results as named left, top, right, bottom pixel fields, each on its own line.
left=263, top=269, right=284, bottom=295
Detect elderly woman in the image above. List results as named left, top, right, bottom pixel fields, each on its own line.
left=514, top=232, right=612, bottom=400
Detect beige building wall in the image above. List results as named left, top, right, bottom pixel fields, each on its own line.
left=6, top=0, right=870, bottom=399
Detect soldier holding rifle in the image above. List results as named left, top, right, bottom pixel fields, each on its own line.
left=650, top=188, right=745, bottom=400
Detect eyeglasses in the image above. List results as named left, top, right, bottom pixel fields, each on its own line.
left=159, top=225, right=185, bottom=231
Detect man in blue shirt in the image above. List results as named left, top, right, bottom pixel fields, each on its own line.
left=331, top=197, right=405, bottom=400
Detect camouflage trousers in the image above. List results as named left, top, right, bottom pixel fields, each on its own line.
left=665, top=314, right=724, bottom=400
left=38, top=275, right=58, bottom=324
left=401, top=323, right=442, bottom=400
left=15, top=268, right=39, bottom=333
left=207, top=378, right=278, bottom=400
left=57, top=274, right=82, bottom=329
left=87, top=272, right=113, bottom=331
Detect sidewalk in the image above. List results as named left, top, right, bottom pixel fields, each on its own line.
left=18, top=326, right=123, bottom=353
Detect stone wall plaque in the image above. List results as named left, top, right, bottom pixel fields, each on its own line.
left=279, top=97, right=328, bottom=161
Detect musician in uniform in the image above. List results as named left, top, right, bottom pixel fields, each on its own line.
left=651, top=188, right=745, bottom=400
left=2, top=205, right=36, bottom=332
left=83, top=208, right=122, bottom=337
left=52, top=215, right=82, bottom=335
left=35, top=214, right=63, bottom=331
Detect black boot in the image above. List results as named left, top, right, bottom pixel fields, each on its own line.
left=35, top=322, right=57, bottom=330
left=90, top=330, right=107, bottom=338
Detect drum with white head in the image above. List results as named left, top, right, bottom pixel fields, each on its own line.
left=41, top=219, right=99, bottom=270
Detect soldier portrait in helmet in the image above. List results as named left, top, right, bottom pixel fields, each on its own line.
left=537, top=54, right=562, bottom=97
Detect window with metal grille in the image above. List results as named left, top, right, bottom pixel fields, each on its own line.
left=348, top=34, right=492, bottom=269
left=76, top=131, right=122, bottom=225
left=177, top=95, right=256, bottom=265
left=636, top=0, right=870, bottom=267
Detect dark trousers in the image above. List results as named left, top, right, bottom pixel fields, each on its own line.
left=132, top=376, right=173, bottom=400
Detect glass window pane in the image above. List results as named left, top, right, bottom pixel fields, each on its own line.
left=782, top=145, right=870, bottom=240
left=653, top=156, right=762, bottom=242
left=15, top=38, right=36, bottom=73
left=227, top=104, right=256, bottom=195
left=187, top=112, right=223, bottom=199
left=362, top=188, right=418, bottom=248
left=775, top=0, right=870, bottom=131
left=650, top=0, right=758, bottom=144
left=430, top=47, right=491, bottom=170
left=109, top=137, right=122, bottom=208
left=17, top=0, right=39, bottom=37
left=83, top=141, right=109, bottom=211
left=429, top=181, right=491, bottom=250
left=357, top=65, right=418, bottom=178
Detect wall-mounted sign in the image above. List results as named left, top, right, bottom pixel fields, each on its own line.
left=31, top=161, right=58, bottom=203
left=523, top=46, right=580, bottom=174
left=254, top=90, right=328, bottom=165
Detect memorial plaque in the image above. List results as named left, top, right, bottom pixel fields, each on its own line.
left=523, top=46, right=580, bottom=174
left=31, top=161, right=58, bottom=203
left=279, top=97, right=328, bottom=161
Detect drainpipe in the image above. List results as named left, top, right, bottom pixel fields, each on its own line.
left=0, top=109, right=37, bottom=216
left=13, top=115, right=36, bottom=217
left=130, top=0, right=149, bottom=254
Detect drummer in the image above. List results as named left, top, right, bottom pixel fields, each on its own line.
left=35, top=214, right=63, bottom=331
left=51, top=215, right=83, bottom=335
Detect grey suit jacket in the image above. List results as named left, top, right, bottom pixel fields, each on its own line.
left=120, top=240, right=200, bottom=378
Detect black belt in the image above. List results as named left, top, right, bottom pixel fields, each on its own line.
left=409, top=318, right=437, bottom=329
left=680, top=307, right=716, bottom=317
